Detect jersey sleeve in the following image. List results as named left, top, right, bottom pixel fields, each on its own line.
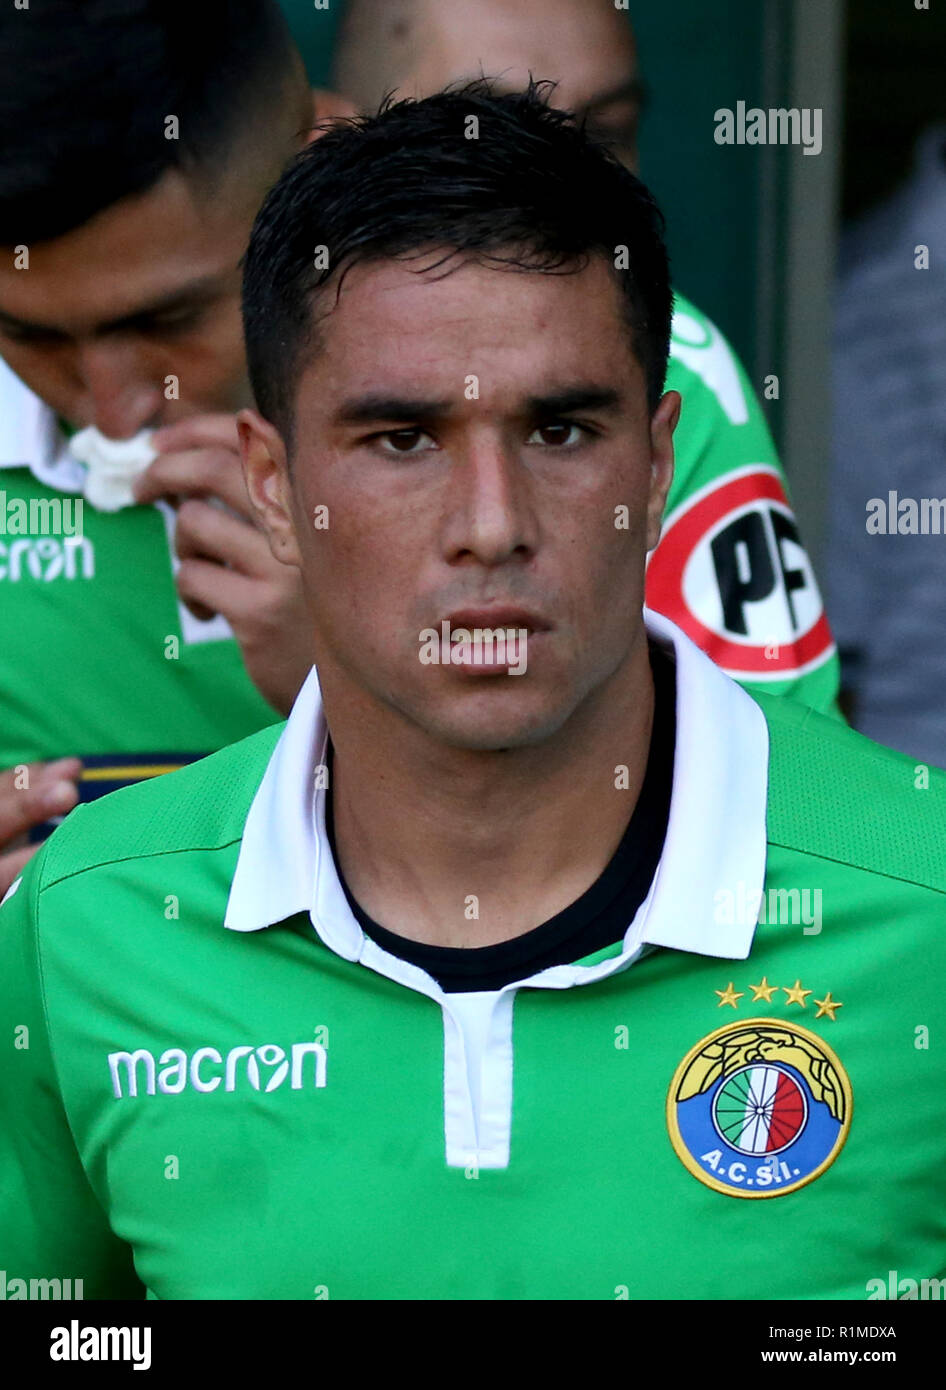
left=645, top=292, right=841, bottom=715
left=0, top=847, right=144, bottom=1297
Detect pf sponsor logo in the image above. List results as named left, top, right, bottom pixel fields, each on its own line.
left=646, top=466, right=835, bottom=678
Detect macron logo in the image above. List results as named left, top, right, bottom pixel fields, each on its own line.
left=107, top=1040, right=327, bottom=1099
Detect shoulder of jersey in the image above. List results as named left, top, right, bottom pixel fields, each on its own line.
left=39, top=721, right=285, bottom=889
left=669, top=289, right=716, bottom=366
left=666, top=288, right=756, bottom=430
left=670, top=288, right=704, bottom=326
left=757, top=692, right=946, bottom=895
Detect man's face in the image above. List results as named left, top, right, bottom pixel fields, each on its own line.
left=250, top=254, right=676, bottom=752
left=363, top=0, right=642, bottom=170
left=0, top=167, right=258, bottom=438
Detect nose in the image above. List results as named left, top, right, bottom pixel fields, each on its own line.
left=75, top=339, right=165, bottom=439
left=442, top=432, right=539, bottom=568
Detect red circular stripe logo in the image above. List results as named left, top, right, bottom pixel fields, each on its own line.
left=646, top=467, right=834, bottom=677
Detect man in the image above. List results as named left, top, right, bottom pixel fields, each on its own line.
left=0, top=0, right=347, bottom=892
left=332, top=0, right=841, bottom=709
left=0, top=0, right=837, bottom=900
left=335, top=0, right=645, bottom=167
left=2, top=87, right=942, bottom=1300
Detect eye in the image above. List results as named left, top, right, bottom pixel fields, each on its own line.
left=142, top=306, right=204, bottom=335
left=376, top=428, right=437, bottom=454
left=0, top=322, right=67, bottom=346
left=527, top=421, right=585, bottom=447
left=586, top=107, right=640, bottom=143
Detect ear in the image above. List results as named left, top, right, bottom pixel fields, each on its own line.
left=237, top=409, right=303, bottom=569
left=305, top=87, right=358, bottom=144
left=645, top=389, right=680, bottom=553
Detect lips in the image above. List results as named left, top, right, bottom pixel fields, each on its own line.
left=444, top=607, right=551, bottom=633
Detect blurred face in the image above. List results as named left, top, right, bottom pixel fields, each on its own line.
left=355, top=0, right=642, bottom=170
left=242, top=254, right=677, bottom=751
left=0, top=167, right=259, bottom=438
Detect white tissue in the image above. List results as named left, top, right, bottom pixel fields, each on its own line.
left=68, top=427, right=156, bottom=511
left=67, top=423, right=234, bottom=646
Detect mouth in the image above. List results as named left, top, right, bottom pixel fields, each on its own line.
left=433, top=607, right=551, bottom=676
left=444, top=607, right=552, bottom=635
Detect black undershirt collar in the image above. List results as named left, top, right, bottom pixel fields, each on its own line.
left=325, top=643, right=675, bottom=993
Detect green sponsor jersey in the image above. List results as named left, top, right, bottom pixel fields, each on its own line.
left=0, top=297, right=836, bottom=802
left=0, top=614, right=938, bottom=1301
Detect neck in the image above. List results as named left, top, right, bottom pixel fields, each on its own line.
left=326, top=634, right=656, bottom=947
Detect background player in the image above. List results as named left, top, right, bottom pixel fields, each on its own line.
left=0, top=1, right=350, bottom=892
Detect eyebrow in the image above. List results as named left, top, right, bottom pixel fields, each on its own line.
left=334, top=395, right=455, bottom=426
left=526, top=387, right=623, bottom=416
left=485, top=73, right=644, bottom=120
left=334, top=386, right=623, bottom=426
left=0, top=274, right=227, bottom=338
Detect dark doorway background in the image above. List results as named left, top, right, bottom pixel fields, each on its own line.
left=842, top=0, right=946, bottom=223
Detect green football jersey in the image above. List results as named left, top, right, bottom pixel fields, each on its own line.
left=0, top=466, right=278, bottom=774
left=0, top=614, right=939, bottom=1301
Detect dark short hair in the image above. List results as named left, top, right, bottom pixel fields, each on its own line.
left=0, top=0, right=299, bottom=243
left=242, top=79, right=673, bottom=444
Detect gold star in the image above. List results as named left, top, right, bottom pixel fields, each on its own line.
left=715, top=981, right=744, bottom=1009
left=783, top=979, right=812, bottom=1007
left=749, top=976, right=778, bottom=1002
left=814, top=991, right=843, bottom=1021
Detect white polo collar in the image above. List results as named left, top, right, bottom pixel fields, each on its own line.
left=225, top=610, right=769, bottom=992
left=0, top=357, right=86, bottom=492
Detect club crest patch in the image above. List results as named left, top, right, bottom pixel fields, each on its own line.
left=667, top=1019, right=852, bottom=1198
